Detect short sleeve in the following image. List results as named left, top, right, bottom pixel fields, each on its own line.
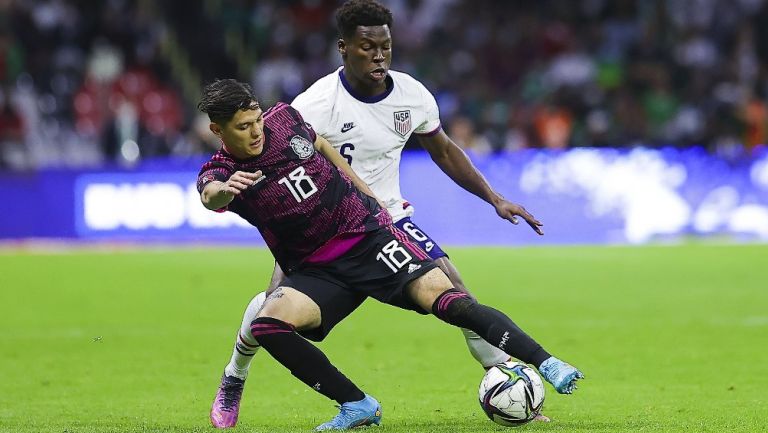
left=197, top=161, right=233, bottom=194
left=413, top=82, right=441, bottom=136
left=197, top=160, right=234, bottom=212
left=292, top=90, right=330, bottom=137
left=284, top=104, right=318, bottom=143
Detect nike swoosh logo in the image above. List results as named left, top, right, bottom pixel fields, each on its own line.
left=341, top=123, right=355, bottom=133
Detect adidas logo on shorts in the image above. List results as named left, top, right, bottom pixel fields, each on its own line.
left=407, top=263, right=421, bottom=274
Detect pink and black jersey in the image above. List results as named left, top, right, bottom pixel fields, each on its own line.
left=197, top=103, right=391, bottom=272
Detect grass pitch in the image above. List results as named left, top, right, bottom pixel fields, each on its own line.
left=1, top=244, right=766, bottom=433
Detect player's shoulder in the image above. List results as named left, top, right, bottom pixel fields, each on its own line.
left=200, top=149, right=235, bottom=172
left=264, top=101, right=291, bottom=117
left=292, top=68, right=341, bottom=106
left=263, top=101, right=305, bottom=124
left=262, top=101, right=316, bottom=143
left=389, top=69, right=433, bottom=96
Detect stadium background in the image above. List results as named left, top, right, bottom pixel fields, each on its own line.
left=1, top=1, right=766, bottom=433
left=1, top=0, right=767, bottom=243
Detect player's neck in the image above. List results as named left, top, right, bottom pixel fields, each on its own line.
left=222, top=144, right=252, bottom=161
left=341, top=68, right=388, bottom=98
left=349, top=81, right=387, bottom=97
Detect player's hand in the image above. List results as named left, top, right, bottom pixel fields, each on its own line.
left=494, top=200, right=544, bottom=235
left=221, top=170, right=265, bottom=196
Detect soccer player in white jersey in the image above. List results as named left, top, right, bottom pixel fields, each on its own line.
left=210, top=0, right=566, bottom=428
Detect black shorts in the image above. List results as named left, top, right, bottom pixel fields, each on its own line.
left=281, top=225, right=437, bottom=341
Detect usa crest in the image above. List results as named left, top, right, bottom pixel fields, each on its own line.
left=393, top=110, right=412, bottom=137
left=290, top=135, right=314, bottom=159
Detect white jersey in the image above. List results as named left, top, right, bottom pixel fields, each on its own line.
left=291, top=67, right=441, bottom=222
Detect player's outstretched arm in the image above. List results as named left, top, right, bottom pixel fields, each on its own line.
left=492, top=200, right=544, bottom=235
left=314, top=135, right=388, bottom=211
left=201, top=170, right=264, bottom=210
left=417, top=131, right=543, bottom=235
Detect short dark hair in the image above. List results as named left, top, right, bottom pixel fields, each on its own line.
left=335, top=0, right=393, bottom=39
left=197, top=79, right=259, bottom=124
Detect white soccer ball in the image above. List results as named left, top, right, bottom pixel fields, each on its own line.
left=478, top=361, right=545, bottom=426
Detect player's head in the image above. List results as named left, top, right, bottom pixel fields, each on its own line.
left=198, top=79, right=265, bottom=159
left=336, top=0, right=393, bottom=91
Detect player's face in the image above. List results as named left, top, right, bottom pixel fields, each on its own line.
left=340, top=25, right=392, bottom=93
left=212, top=107, right=265, bottom=159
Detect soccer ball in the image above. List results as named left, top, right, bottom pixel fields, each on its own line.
left=478, top=361, right=545, bottom=426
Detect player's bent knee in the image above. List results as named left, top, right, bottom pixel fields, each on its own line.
left=256, top=286, right=322, bottom=330
left=406, top=267, right=454, bottom=311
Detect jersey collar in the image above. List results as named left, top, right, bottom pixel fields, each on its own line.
left=339, top=69, right=394, bottom=103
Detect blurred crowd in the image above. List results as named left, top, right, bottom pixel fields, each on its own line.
left=2, top=0, right=768, bottom=170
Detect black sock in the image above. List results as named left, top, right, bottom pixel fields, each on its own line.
left=432, top=289, right=551, bottom=367
left=251, top=317, right=365, bottom=404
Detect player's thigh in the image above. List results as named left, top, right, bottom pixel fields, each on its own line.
left=257, top=286, right=322, bottom=331
left=265, top=261, right=285, bottom=295
left=337, top=226, right=437, bottom=313
left=275, top=270, right=366, bottom=341
left=404, top=267, right=454, bottom=312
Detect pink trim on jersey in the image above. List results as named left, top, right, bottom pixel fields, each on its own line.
left=413, top=124, right=442, bottom=137
left=388, top=225, right=430, bottom=260
left=264, top=102, right=288, bottom=120
left=304, top=233, right=368, bottom=264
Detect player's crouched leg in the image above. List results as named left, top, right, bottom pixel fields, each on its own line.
left=254, top=287, right=322, bottom=328
left=250, top=286, right=371, bottom=411
left=211, top=292, right=269, bottom=429
left=407, top=269, right=583, bottom=394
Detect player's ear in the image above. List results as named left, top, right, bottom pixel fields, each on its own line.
left=209, top=123, right=222, bottom=137
left=338, top=39, right=347, bottom=58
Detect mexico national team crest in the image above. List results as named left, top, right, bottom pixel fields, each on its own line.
left=393, top=110, right=412, bottom=137
left=290, top=135, right=314, bottom=159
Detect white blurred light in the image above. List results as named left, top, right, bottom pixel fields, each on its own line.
left=84, top=183, right=185, bottom=230
left=728, top=205, right=768, bottom=239
left=693, top=186, right=739, bottom=233
left=751, top=156, right=768, bottom=190
left=186, top=185, right=250, bottom=228
left=520, top=148, right=691, bottom=243
left=84, top=184, right=121, bottom=230
left=82, top=181, right=251, bottom=232
left=120, top=140, right=140, bottom=163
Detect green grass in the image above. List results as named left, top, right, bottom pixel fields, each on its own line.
left=1, top=244, right=766, bottom=433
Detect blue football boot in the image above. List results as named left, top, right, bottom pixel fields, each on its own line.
left=315, top=394, right=382, bottom=431
left=538, top=356, right=584, bottom=394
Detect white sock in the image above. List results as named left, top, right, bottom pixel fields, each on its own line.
left=224, top=291, right=267, bottom=380
left=461, top=328, right=510, bottom=368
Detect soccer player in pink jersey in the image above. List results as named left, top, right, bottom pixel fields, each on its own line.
left=198, top=79, right=583, bottom=430
left=211, top=0, right=559, bottom=427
